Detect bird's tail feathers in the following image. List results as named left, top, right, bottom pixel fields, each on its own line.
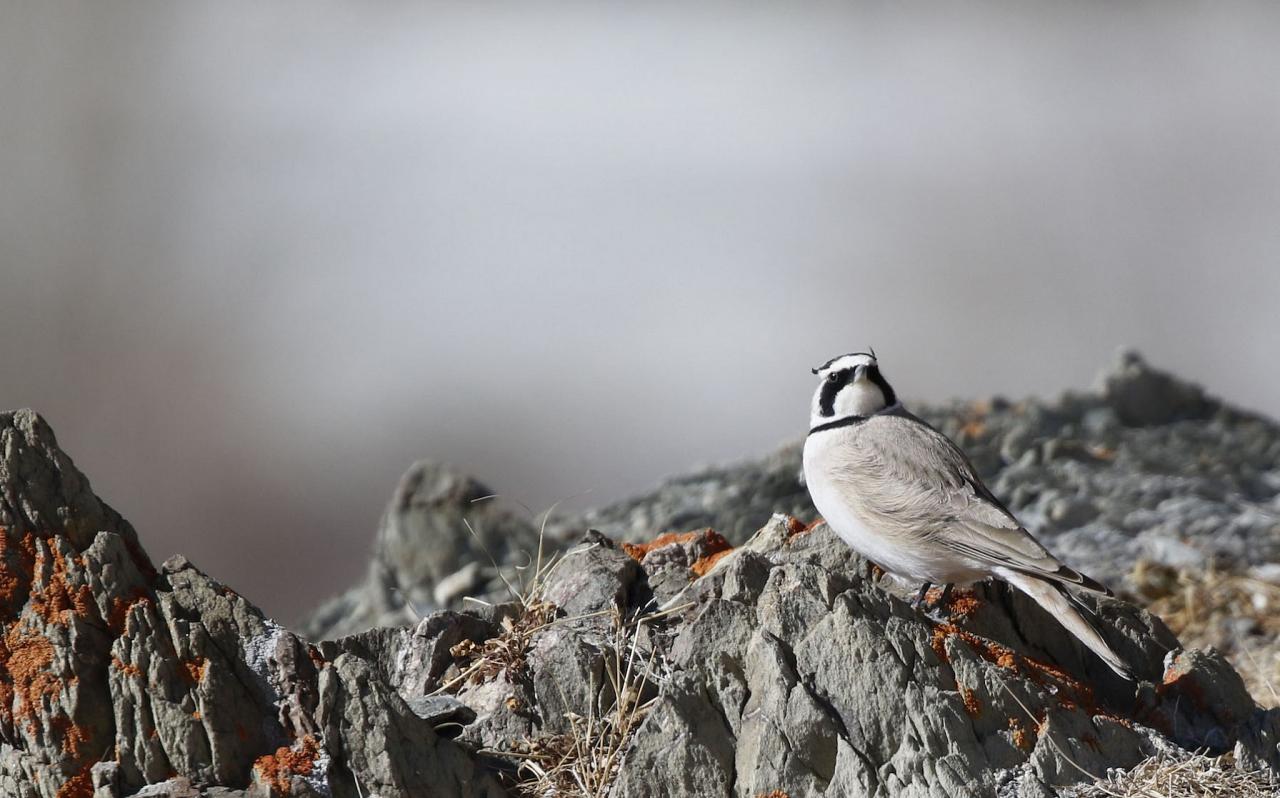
left=1002, top=569, right=1134, bottom=681
left=1011, top=560, right=1113, bottom=597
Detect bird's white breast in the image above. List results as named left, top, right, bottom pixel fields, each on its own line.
left=803, top=426, right=973, bottom=585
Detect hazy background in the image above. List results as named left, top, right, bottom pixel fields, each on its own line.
left=3, top=3, right=1278, bottom=624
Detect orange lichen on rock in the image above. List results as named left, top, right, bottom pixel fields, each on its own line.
left=691, top=547, right=735, bottom=576
left=1008, top=717, right=1032, bottom=751
left=754, top=792, right=791, bottom=798
left=180, top=657, right=208, bottom=685
left=51, top=713, right=90, bottom=757
left=952, top=401, right=990, bottom=443
left=55, top=768, right=93, bottom=798
left=29, top=543, right=96, bottom=626
left=0, top=529, right=40, bottom=618
left=110, top=657, right=143, bottom=679
left=784, top=516, right=825, bottom=541
left=922, top=586, right=980, bottom=620
left=0, top=527, right=27, bottom=609
left=1089, top=445, right=1116, bottom=461
left=1158, top=661, right=1209, bottom=714
left=254, top=734, right=320, bottom=795
left=622, top=528, right=732, bottom=565
left=961, top=687, right=982, bottom=718
left=0, top=569, right=20, bottom=610
left=107, top=589, right=152, bottom=636
left=945, top=591, right=981, bottom=621
left=931, top=623, right=1016, bottom=668
left=2, top=625, right=61, bottom=732
left=930, top=622, right=1098, bottom=716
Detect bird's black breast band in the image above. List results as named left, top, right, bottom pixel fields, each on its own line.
left=807, top=414, right=868, bottom=436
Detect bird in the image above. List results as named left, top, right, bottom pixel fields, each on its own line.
left=801, top=350, right=1133, bottom=680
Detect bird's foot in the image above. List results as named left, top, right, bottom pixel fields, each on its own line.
left=922, top=585, right=980, bottom=623
left=914, top=583, right=955, bottom=621
left=912, top=582, right=933, bottom=609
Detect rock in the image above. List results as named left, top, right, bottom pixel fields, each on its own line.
left=541, top=529, right=646, bottom=620
left=1100, top=349, right=1214, bottom=427
left=610, top=518, right=1280, bottom=797
left=0, top=410, right=506, bottom=798
left=305, top=353, right=1280, bottom=646
left=302, top=460, right=538, bottom=641
left=9, top=348, right=1280, bottom=797
left=563, top=443, right=813, bottom=547
left=1047, top=496, right=1098, bottom=529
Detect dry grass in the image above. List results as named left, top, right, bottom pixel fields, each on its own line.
left=498, top=605, right=669, bottom=798
left=1062, top=561, right=1280, bottom=797
left=443, top=600, right=561, bottom=691
left=1129, top=560, right=1280, bottom=707
left=1067, top=750, right=1277, bottom=798
left=432, top=509, right=598, bottom=696
left=432, top=503, right=672, bottom=797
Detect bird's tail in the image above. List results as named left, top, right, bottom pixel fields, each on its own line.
left=1001, top=569, right=1134, bottom=681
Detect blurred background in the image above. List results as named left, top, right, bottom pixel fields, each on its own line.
left=2, top=3, right=1278, bottom=624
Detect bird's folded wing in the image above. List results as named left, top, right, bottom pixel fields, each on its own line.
left=834, top=414, right=1110, bottom=595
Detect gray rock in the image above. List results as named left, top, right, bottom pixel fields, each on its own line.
left=304, top=352, right=1280, bottom=644
left=612, top=518, right=1277, bottom=797
left=541, top=529, right=645, bottom=621
left=302, top=460, right=538, bottom=640
left=1100, top=349, right=1214, bottom=427
left=10, top=347, right=1280, bottom=797
left=0, top=410, right=507, bottom=798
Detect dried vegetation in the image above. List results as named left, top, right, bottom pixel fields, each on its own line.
left=434, top=508, right=674, bottom=797
left=1068, top=750, right=1278, bottom=798
left=502, top=606, right=668, bottom=798
left=1129, top=559, right=1280, bottom=708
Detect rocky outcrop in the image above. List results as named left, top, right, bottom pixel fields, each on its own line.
left=610, top=517, right=1279, bottom=796
left=307, top=351, right=1280, bottom=642
left=4, top=351, right=1279, bottom=797
left=0, top=411, right=505, bottom=798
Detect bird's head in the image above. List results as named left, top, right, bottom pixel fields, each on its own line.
left=809, top=349, right=899, bottom=430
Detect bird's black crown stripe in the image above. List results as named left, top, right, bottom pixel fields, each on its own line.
left=813, top=351, right=876, bottom=374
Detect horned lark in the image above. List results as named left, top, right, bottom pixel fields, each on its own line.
left=802, top=351, right=1132, bottom=679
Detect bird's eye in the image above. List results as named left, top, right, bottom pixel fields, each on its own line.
left=826, top=371, right=841, bottom=382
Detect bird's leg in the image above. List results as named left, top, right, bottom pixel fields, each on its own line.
left=912, top=582, right=933, bottom=608
left=934, top=583, right=954, bottom=609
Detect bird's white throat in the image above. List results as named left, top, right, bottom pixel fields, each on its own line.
left=809, top=375, right=890, bottom=429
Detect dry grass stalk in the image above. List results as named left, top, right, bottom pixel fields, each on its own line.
left=501, top=605, right=674, bottom=798
left=445, top=600, right=560, bottom=690
left=1068, top=750, right=1278, bottom=798
left=432, top=504, right=599, bottom=696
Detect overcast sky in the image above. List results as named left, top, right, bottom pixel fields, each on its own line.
left=2, top=2, right=1278, bottom=624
